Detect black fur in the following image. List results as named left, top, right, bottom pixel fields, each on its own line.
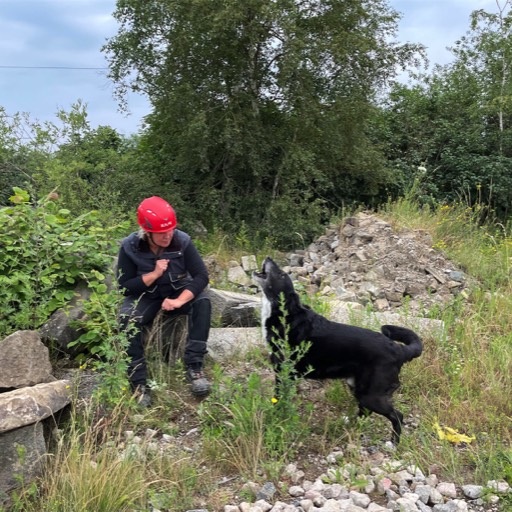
left=253, top=256, right=423, bottom=444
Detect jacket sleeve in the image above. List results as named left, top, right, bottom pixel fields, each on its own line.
left=116, top=245, right=149, bottom=296
left=183, top=241, right=209, bottom=297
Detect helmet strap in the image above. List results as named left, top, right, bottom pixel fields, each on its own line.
left=147, top=233, right=165, bottom=256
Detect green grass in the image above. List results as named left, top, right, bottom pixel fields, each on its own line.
left=4, top=196, right=512, bottom=511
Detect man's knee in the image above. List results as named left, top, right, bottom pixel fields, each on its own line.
left=191, top=295, right=212, bottom=318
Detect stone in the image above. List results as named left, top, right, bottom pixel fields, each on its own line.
left=207, top=327, right=264, bottom=361
left=227, top=265, right=252, bottom=286
left=256, top=481, right=276, bottom=502
left=0, top=380, right=71, bottom=433
left=39, top=282, right=93, bottom=355
left=241, top=255, right=258, bottom=272
left=349, top=490, right=371, bottom=508
left=0, top=331, right=54, bottom=388
left=436, top=482, right=457, bottom=499
left=396, top=497, right=420, bottom=512
left=206, top=289, right=260, bottom=327
left=0, top=422, right=46, bottom=494
left=461, top=485, right=483, bottom=499
left=368, top=504, right=388, bottom=512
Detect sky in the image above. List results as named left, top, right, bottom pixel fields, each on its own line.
left=0, top=0, right=501, bottom=137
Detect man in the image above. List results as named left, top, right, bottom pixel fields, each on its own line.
left=117, top=196, right=211, bottom=406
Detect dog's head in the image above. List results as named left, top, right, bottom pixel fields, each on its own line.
left=252, top=257, right=295, bottom=303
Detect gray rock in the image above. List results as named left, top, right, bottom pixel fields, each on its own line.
left=0, top=330, right=55, bottom=388
left=461, top=485, right=483, bottom=499
left=256, top=481, right=276, bottom=502
left=436, top=482, right=457, bottom=499
left=414, top=484, right=433, bottom=504
left=0, top=380, right=71, bottom=433
left=396, top=497, right=420, bottom=511
left=39, top=282, right=92, bottom=355
left=486, top=480, right=510, bottom=493
left=207, top=327, right=264, bottom=361
left=227, top=265, right=252, bottom=286
left=0, top=422, right=46, bottom=494
left=207, top=289, right=260, bottom=327
left=349, top=491, right=371, bottom=508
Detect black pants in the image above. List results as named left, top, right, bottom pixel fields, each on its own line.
left=119, top=291, right=211, bottom=388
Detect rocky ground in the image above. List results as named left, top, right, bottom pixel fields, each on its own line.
left=63, top=213, right=510, bottom=512
left=282, top=212, right=470, bottom=316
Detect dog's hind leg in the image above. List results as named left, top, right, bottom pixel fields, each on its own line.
left=357, top=394, right=404, bottom=444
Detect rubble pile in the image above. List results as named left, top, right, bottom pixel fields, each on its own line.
left=287, top=213, right=468, bottom=315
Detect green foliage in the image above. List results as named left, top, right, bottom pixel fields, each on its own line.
left=35, top=103, right=136, bottom=219
left=379, top=2, right=512, bottom=220
left=0, top=188, right=128, bottom=337
left=199, top=306, right=313, bottom=478
left=103, top=0, right=422, bottom=248
left=66, top=276, right=133, bottom=408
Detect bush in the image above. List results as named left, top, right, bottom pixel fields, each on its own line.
left=0, top=187, right=129, bottom=337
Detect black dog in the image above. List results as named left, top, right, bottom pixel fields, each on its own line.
left=252, top=257, right=423, bottom=444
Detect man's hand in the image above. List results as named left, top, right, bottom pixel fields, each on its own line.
left=161, top=297, right=184, bottom=311
left=154, top=258, right=169, bottom=277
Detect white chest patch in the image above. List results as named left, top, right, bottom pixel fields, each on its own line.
left=260, top=295, right=271, bottom=341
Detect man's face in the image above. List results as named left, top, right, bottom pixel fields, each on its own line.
left=151, top=228, right=174, bottom=247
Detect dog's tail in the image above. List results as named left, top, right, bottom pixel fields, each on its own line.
left=381, top=325, right=423, bottom=362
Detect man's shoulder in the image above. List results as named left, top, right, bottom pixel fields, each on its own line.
left=121, top=232, right=141, bottom=250
left=174, top=229, right=191, bottom=245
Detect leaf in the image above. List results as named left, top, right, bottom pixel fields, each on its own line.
left=95, top=283, right=108, bottom=293
left=10, top=188, right=30, bottom=204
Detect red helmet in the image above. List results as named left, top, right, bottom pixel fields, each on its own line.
left=137, top=196, right=177, bottom=232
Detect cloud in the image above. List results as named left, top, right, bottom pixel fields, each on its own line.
left=1, top=0, right=506, bottom=135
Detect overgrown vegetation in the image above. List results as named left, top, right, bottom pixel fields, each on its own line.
left=0, top=188, right=128, bottom=338
left=1, top=191, right=511, bottom=511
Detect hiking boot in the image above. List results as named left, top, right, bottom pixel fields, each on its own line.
left=134, top=385, right=152, bottom=408
left=186, top=366, right=211, bottom=397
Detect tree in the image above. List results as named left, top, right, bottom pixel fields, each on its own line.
left=379, top=1, right=512, bottom=218
left=104, top=0, right=420, bottom=247
left=33, top=102, right=137, bottom=218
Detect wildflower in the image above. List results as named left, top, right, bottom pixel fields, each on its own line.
left=271, top=397, right=278, bottom=404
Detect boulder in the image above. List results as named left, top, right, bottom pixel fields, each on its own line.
left=207, top=327, right=265, bottom=361
left=0, top=331, right=54, bottom=388
left=0, top=422, right=46, bottom=495
left=207, top=288, right=260, bottom=327
left=39, top=282, right=92, bottom=356
left=0, top=380, right=72, bottom=433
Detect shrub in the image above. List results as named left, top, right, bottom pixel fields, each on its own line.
left=0, top=187, right=129, bottom=337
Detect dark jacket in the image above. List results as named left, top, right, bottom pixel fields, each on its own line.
left=117, top=230, right=209, bottom=299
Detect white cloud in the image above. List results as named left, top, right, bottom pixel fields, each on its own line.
left=390, top=0, right=502, bottom=68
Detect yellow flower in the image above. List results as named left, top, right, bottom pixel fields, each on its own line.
left=271, top=397, right=278, bottom=404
